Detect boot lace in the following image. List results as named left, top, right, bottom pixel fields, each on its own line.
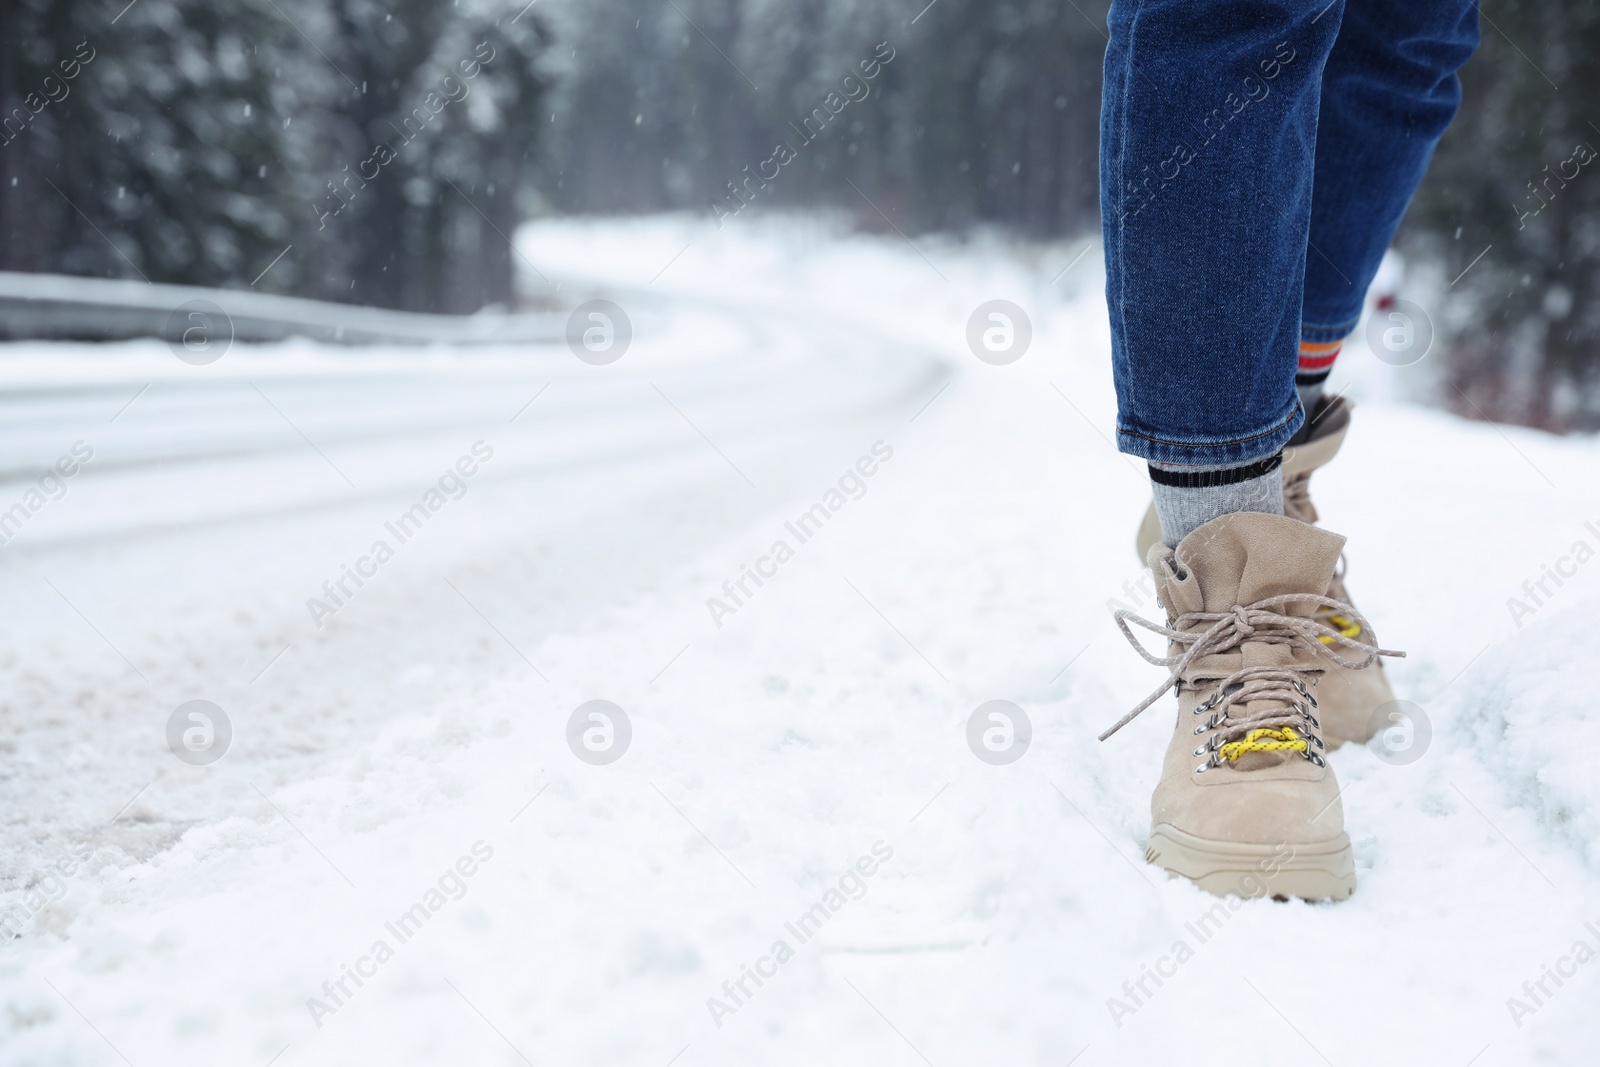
left=1099, top=593, right=1405, bottom=771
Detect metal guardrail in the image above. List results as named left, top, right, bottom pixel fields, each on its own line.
left=0, top=272, right=564, bottom=346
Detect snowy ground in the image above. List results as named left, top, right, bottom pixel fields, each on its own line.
left=2, top=214, right=1599, bottom=1066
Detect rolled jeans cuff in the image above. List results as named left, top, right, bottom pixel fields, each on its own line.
left=1116, top=400, right=1304, bottom=467
left=1300, top=315, right=1361, bottom=346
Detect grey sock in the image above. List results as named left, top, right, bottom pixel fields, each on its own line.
left=1149, top=452, right=1285, bottom=548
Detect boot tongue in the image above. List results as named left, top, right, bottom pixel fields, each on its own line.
left=1151, top=512, right=1347, bottom=731
left=1173, top=512, right=1345, bottom=612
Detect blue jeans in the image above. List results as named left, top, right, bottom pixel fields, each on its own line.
left=1100, top=0, right=1479, bottom=466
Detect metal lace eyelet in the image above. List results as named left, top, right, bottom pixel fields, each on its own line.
left=1302, top=750, right=1326, bottom=767
left=1193, top=687, right=1229, bottom=715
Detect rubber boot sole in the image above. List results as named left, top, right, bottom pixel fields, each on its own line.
left=1145, top=824, right=1356, bottom=902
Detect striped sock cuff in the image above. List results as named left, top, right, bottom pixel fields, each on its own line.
left=1296, top=338, right=1343, bottom=384
left=1147, top=451, right=1283, bottom=488
left=1148, top=452, right=1286, bottom=544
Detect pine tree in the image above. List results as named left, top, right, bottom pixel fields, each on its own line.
left=0, top=0, right=552, bottom=314
left=1409, top=0, right=1600, bottom=429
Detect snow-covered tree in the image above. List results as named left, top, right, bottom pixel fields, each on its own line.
left=0, top=0, right=552, bottom=313
left=1410, top=0, right=1600, bottom=430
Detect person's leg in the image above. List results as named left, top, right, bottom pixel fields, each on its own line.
left=1295, top=0, right=1480, bottom=414
left=1098, top=0, right=1477, bottom=903
left=1101, top=0, right=1345, bottom=545
left=1273, top=0, right=1479, bottom=747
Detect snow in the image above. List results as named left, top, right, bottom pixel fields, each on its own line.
left=2, top=213, right=1599, bottom=1066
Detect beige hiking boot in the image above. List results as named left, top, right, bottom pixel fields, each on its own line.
left=1102, top=512, right=1402, bottom=901
left=1132, top=396, right=1394, bottom=747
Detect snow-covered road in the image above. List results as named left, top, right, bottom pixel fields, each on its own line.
left=3, top=215, right=1599, bottom=1066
